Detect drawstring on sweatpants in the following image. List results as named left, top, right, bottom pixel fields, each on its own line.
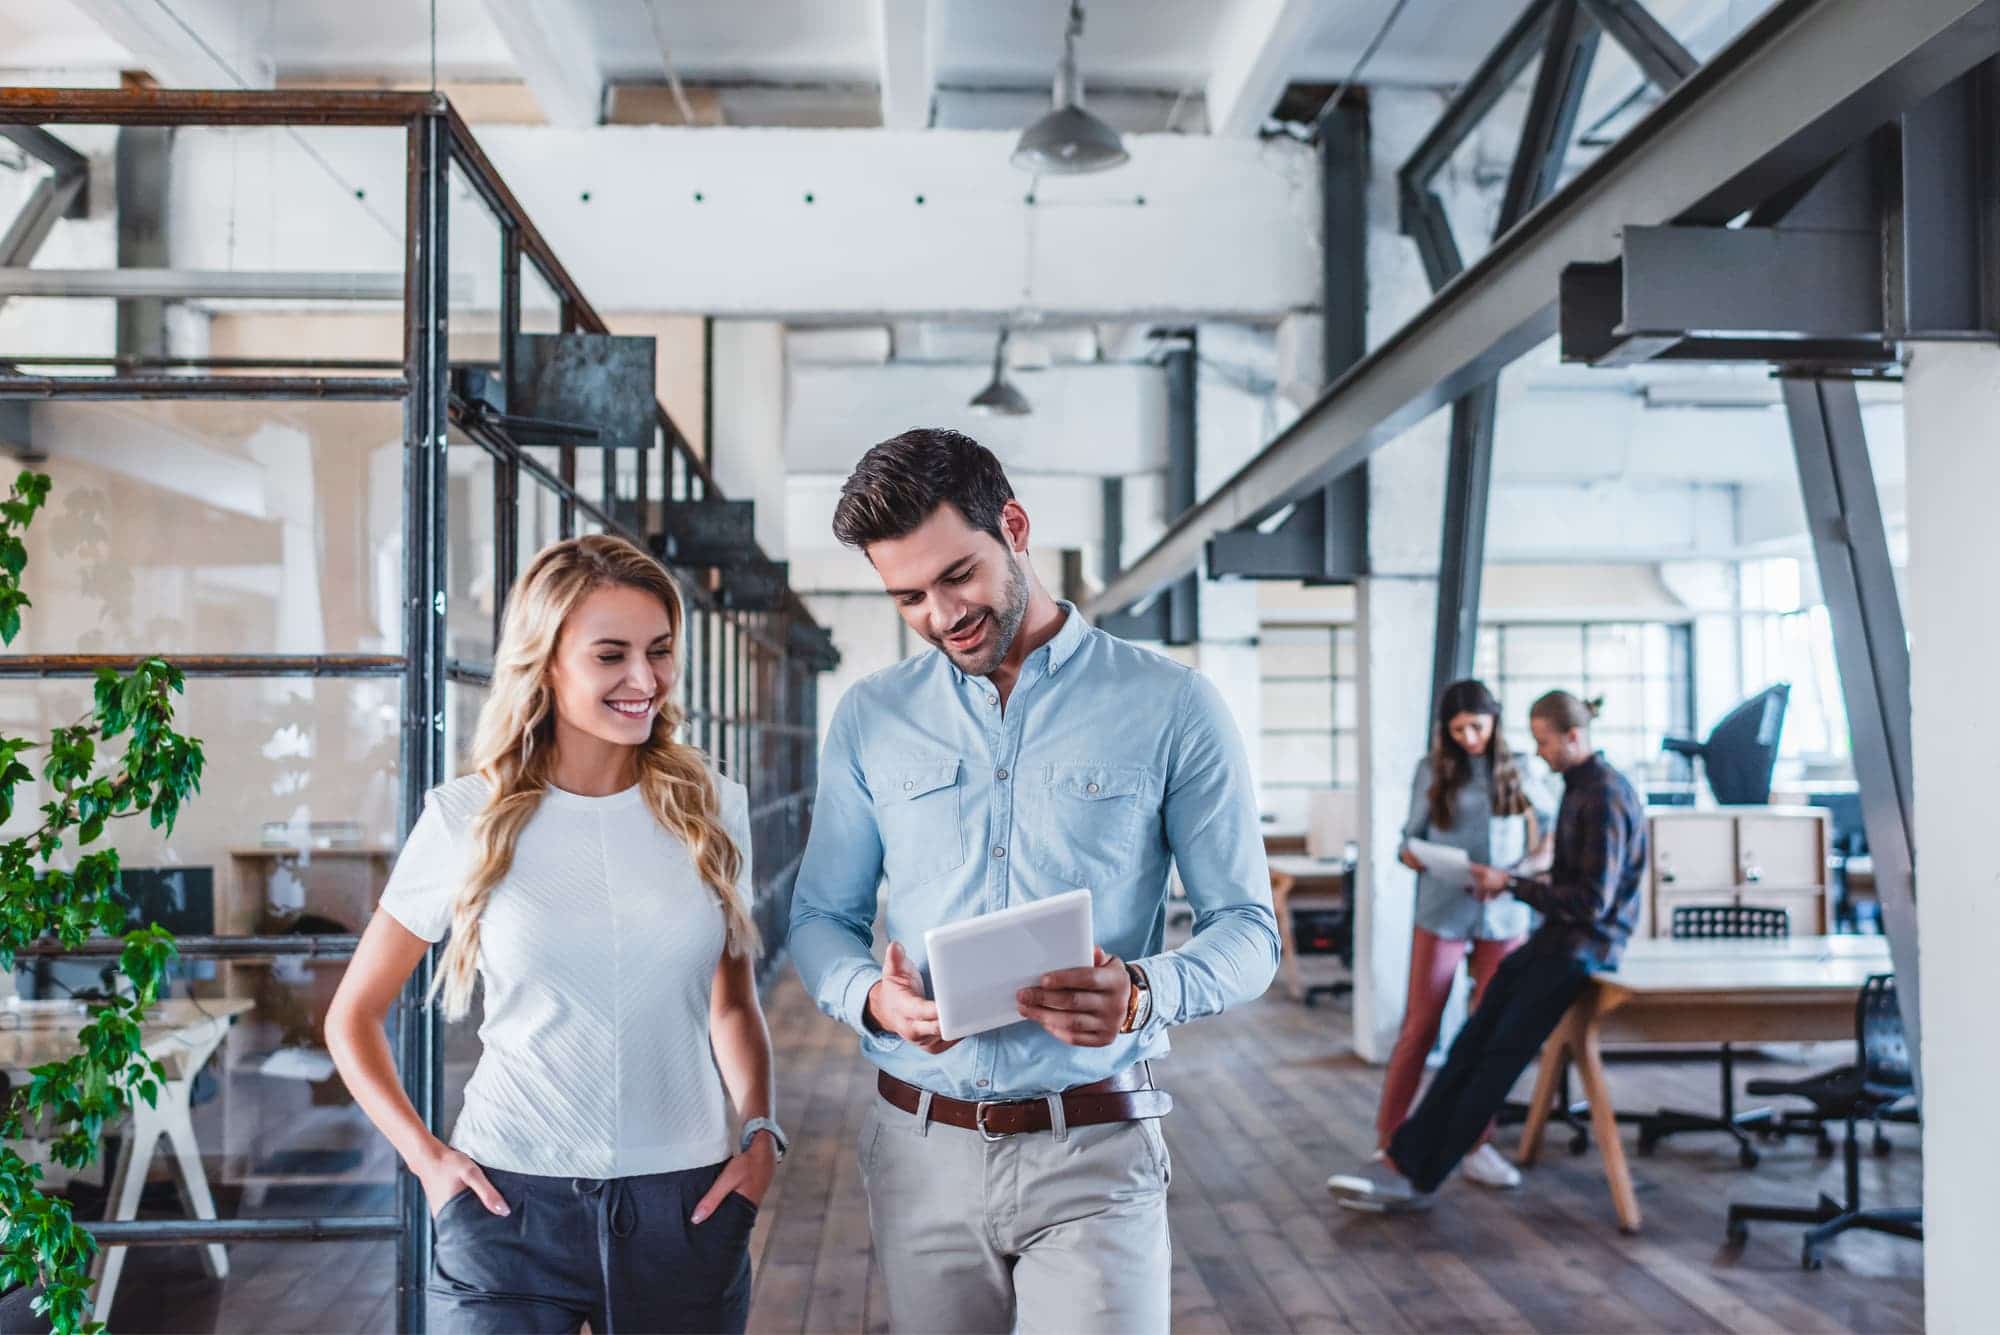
left=571, top=1176, right=636, bottom=1332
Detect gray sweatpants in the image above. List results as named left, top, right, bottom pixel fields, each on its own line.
left=426, top=1160, right=753, bottom=1334
left=857, top=1096, right=1174, bottom=1334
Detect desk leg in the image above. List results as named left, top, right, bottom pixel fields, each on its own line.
left=1517, top=1015, right=1574, bottom=1168
left=1572, top=1018, right=1643, bottom=1234
left=163, top=1083, right=230, bottom=1279
left=90, top=1121, right=156, bottom=1326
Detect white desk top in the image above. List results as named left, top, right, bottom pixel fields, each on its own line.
left=1266, top=855, right=1351, bottom=880
left=0, top=997, right=253, bottom=1073
left=1609, top=935, right=1891, bottom=996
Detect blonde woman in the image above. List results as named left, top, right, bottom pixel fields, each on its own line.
left=326, top=534, right=781, bottom=1335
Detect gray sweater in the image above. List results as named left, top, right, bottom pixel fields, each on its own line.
left=1400, top=754, right=1556, bottom=941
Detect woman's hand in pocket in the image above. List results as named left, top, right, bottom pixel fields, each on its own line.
left=693, top=1137, right=778, bottom=1224
left=416, top=1143, right=509, bottom=1218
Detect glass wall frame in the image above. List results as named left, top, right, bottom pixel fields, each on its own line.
left=0, top=87, right=831, bottom=1333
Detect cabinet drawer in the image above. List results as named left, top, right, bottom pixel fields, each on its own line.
left=1650, top=815, right=1736, bottom=890
left=1737, top=814, right=1824, bottom=887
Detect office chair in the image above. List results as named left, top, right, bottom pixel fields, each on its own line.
left=1637, top=904, right=1791, bottom=1166
left=1726, top=974, right=1922, bottom=1269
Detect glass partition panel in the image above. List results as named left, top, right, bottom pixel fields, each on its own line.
left=8, top=400, right=406, bottom=656
left=0, top=673, right=402, bottom=1329
left=0, top=125, right=407, bottom=378
left=446, top=436, right=497, bottom=665
left=447, top=159, right=504, bottom=367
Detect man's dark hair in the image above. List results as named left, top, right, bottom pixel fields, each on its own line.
left=832, top=427, right=1016, bottom=550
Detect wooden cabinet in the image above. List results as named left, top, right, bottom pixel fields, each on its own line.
left=1643, top=807, right=1829, bottom=937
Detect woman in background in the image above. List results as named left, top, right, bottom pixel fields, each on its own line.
left=1376, top=678, right=1553, bottom=1190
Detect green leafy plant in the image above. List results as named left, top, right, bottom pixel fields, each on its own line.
left=0, top=470, right=204, bottom=1333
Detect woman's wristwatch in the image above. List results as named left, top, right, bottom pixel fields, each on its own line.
left=739, top=1117, right=788, bottom=1162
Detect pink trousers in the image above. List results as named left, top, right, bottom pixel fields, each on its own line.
left=1374, top=927, right=1525, bottom=1149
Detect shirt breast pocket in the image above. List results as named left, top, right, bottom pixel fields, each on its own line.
left=1021, top=763, right=1149, bottom=888
left=872, top=760, right=968, bottom=888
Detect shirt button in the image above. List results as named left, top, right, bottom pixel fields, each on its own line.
left=902, top=780, right=914, bottom=790
left=992, top=846, right=1006, bottom=859
left=987, top=694, right=998, bottom=706
left=976, top=1079, right=990, bottom=1088
left=996, top=768, right=1009, bottom=781
left=1086, top=782, right=1100, bottom=794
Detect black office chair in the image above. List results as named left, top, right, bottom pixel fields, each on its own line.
left=1638, top=904, right=1791, bottom=1167
left=1726, top=973, right=1922, bottom=1269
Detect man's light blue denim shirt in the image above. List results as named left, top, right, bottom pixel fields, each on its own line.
left=788, top=603, right=1280, bottom=1101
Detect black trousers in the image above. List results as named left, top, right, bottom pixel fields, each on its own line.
left=427, top=1159, right=753, bottom=1335
left=1387, top=942, right=1592, bottom=1194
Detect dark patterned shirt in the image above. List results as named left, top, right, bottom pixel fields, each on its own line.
left=1506, top=753, right=1648, bottom=970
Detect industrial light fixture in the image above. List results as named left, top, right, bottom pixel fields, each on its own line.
left=969, top=331, right=1032, bottom=416
left=1012, top=1, right=1128, bottom=175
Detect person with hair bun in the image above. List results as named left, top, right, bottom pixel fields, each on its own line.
left=1329, top=689, right=1647, bottom=1215
left=326, top=534, right=779, bottom=1333
left=1375, top=679, right=1555, bottom=1191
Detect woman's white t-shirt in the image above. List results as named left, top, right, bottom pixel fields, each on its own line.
left=379, top=772, right=750, bottom=1179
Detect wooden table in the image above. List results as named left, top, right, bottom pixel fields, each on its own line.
left=1517, top=935, right=1891, bottom=1234
left=1266, top=855, right=1351, bottom=1004
left=2, top=996, right=254, bottom=1324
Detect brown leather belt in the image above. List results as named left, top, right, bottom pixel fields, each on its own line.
left=877, top=1066, right=1172, bottom=1139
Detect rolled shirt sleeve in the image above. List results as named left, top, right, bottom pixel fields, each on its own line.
left=786, top=694, right=901, bottom=1052
left=1134, top=672, right=1281, bottom=1033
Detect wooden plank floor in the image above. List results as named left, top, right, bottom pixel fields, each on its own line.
left=105, top=970, right=1923, bottom=1332
left=743, top=971, right=1924, bottom=1335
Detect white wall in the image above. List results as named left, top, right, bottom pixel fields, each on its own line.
left=709, top=320, right=790, bottom=559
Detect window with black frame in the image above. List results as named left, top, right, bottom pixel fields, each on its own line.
left=1475, top=620, right=1696, bottom=785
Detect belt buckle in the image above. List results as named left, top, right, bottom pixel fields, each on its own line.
left=974, top=1100, right=1015, bottom=1142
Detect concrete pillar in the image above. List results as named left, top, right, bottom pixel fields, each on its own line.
left=1347, top=86, right=1462, bottom=1062
left=1193, top=327, right=1275, bottom=780
left=710, top=320, right=790, bottom=559
left=1353, top=407, right=1449, bottom=1061
left=1903, top=340, right=1998, bottom=1332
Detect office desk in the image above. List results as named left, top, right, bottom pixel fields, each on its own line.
left=2, top=996, right=255, bottom=1323
left=1516, top=936, right=1891, bottom=1233
left=1266, top=856, right=1350, bottom=1004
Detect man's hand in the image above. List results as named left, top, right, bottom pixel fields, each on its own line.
left=864, top=941, right=959, bottom=1054
left=1466, top=863, right=1511, bottom=901
left=1399, top=847, right=1425, bottom=872
left=1016, top=947, right=1131, bottom=1048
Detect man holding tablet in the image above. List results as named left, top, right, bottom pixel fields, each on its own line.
left=790, top=428, right=1279, bottom=1334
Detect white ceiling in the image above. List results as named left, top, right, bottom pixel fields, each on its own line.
left=5, top=1, right=1541, bottom=115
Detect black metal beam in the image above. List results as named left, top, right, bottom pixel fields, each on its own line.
left=1781, top=374, right=1921, bottom=1085
left=1499, top=1, right=1602, bottom=233
left=1428, top=382, right=1499, bottom=701
left=86, top=1217, right=401, bottom=1246
left=1578, top=0, right=1699, bottom=91
left=1428, top=2, right=1598, bottom=719
left=1086, top=0, right=2000, bottom=621
left=398, top=108, right=450, bottom=1334
left=15, top=935, right=358, bottom=959
left=0, top=653, right=403, bottom=678
left=1895, top=58, right=2000, bottom=337
left=1402, top=0, right=1561, bottom=193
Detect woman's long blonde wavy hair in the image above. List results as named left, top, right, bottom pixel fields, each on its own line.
left=428, top=534, right=758, bottom=1021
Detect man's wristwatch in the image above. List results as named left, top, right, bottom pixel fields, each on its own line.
left=1119, top=962, right=1153, bottom=1034
left=739, top=1117, right=788, bottom=1162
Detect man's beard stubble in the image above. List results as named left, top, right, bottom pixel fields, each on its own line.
left=939, top=555, right=1030, bottom=677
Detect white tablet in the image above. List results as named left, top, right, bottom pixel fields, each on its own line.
left=924, top=889, right=1094, bottom=1041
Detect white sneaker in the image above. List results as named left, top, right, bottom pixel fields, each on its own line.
left=1327, top=1161, right=1435, bottom=1213
left=1460, top=1142, right=1521, bottom=1190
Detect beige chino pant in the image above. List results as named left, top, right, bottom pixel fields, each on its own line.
left=857, top=1094, right=1173, bottom=1333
